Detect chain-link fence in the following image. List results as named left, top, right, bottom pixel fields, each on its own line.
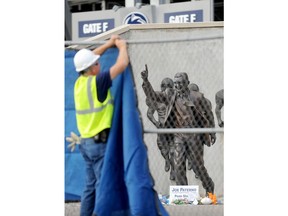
left=127, top=27, right=224, bottom=208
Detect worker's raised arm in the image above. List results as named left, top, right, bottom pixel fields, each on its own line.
left=92, top=35, right=120, bottom=56
left=109, top=39, right=129, bottom=80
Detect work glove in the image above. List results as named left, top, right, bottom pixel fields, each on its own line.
left=66, top=132, right=81, bottom=152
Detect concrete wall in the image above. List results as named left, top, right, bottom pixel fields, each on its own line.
left=68, top=22, right=224, bottom=197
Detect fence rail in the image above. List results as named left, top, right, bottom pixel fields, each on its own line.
left=144, top=128, right=224, bottom=134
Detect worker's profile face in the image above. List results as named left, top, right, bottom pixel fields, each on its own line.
left=91, top=61, right=100, bottom=75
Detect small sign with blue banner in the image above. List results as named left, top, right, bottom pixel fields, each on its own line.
left=78, top=19, right=115, bottom=38
left=164, top=10, right=203, bottom=23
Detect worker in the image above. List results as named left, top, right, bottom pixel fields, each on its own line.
left=72, top=35, right=129, bottom=216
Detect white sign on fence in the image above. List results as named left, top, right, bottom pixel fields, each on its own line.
left=169, top=185, right=199, bottom=204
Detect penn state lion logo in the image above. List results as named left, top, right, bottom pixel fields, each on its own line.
left=123, top=12, right=149, bottom=24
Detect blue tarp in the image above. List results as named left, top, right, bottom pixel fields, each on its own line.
left=65, top=48, right=169, bottom=215
left=65, top=49, right=85, bottom=201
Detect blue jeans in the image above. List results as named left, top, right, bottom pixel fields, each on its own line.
left=79, top=138, right=106, bottom=216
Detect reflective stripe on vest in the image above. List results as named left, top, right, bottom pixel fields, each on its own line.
left=74, top=76, right=114, bottom=138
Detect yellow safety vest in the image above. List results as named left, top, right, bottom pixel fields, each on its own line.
left=74, top=75, right=114, bottom=138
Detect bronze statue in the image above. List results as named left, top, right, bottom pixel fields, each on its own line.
left=141, top=65, right=175, bottom=180
left=187, top=83, right=216, bottom=179
left=171, top=72, right=215, bottom=194
left=215, top=89, right=224, bottom=127
left=141, top=66, right=215, bottom=195
left=187, top=83, right=216, bottom=146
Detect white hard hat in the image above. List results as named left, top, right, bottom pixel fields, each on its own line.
left=73, top=48, right=100, bottom=72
